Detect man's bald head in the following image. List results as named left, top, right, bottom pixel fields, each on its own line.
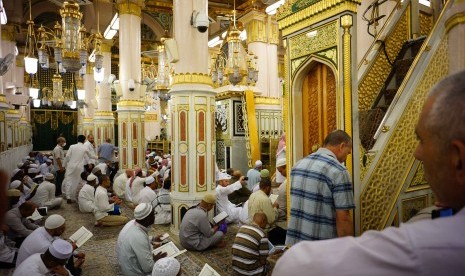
left=253, top=212, right=268, bottom=229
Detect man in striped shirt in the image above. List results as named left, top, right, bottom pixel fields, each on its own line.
left=232, top=212, right=270, bottom=276
left=286, top=130, right=355, bottom=245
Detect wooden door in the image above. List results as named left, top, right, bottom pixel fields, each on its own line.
left=302, top=63, right=337, bottom=156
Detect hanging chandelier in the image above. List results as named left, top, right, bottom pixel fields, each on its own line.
left=210, top=4, right=258, bottom=86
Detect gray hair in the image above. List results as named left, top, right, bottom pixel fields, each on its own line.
left=426, top=70, right=465, bottom=148
left=323, top=130, right=352, bottom=147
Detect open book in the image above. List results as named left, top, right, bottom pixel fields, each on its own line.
left=269, top=194, right=279, bottom=205
left=268, top=240, right=287, bottom=254
left=27, top=209, right=43, bottom=221
left=152, top=241, right=187, bottom=258
left=199, top=263, right=221, bottom=276
left=69, top=226, right=93, bottom=248
left=212, top=211, right=228, bottom=224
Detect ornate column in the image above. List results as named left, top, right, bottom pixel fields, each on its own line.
left=116, top=0, right=146, bottom=170
left=170, top=0, right=217, bottom=233
left=0, top=24, right=10, bottom=152
left=6, top=109, right=20, bottom=150
left=240, top=11, right=280, bottom=97
left=94, top=41, right=114, bottom=146
left=82, top=65, right=95, bottom=136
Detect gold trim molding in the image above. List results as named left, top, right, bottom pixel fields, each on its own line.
left=215, top=91, right=244, bottom=100
left=445, top=12, right=465, bottom=34
left=7, top=109, right=19, bottom=115
left=254, top=97, right=281, bottom=105
left=0, top=95, right=6, bottom=103
left=117, top=1, right=144, bottom=17
left=117, top=100, right=145, bottom=107
left=172, top=73, right=213, bottom=86
left=289, top=21, right=338, bottom=60
left=94, top=111, right=115, bottom=116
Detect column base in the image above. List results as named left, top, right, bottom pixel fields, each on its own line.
left=170, top=194, right=214, bottom=235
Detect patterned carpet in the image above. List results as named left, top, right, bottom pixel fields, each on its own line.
left=2, top=201, right=239, bottom=276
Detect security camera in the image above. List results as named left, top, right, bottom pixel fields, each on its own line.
left=128, top=79, right=135, bottom=92
left=191, top=10, right=209, bottom=33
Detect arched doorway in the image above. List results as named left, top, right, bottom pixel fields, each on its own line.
left=301, top=62, right=337, bottom=156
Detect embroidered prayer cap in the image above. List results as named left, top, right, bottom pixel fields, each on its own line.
left=202, top=193, right=216, bottom=204
left=87, top=174, right=97, bottom=181
left=45, top=173, right=55, bottom=181
left=45, top=214, right=66, bottom=229
left=276, top=158, right=286, bottom=168
left=260, top=169, right=270, bottom=178
left=145, top=176, right=155, bottom=185
left=152, top=257, right=181, bottom=276
left=10, top=180, right=21, bottom=189
left=7, top=189, right=21, bottom=197
left=134, top=203, right=153, bottom=220
left=254, top=160, right=263, bottom=168
left=217, top=172, right=231, bottom=181
left=48, top=239, right=73, bottom=260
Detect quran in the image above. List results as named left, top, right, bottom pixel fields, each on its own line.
left=212, top=211, right=228, bottom=224
left=152, top=241, right=186, bottom=258
left=27, top=209, right=43, bottom=221
left=269, top=194, right=279, bottom=204
left=69, top=226, right=93, bottom=248
left=199, top=263, right=221, bottom=276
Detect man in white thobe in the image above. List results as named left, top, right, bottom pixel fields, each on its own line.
left=216, top=172, right=248, bottom=224
left=39, top=158, right=53, bottom=176
left=94, top=175, right=128, bottom=226
left=83, top=134, right=96, bottom=167
left=78, top=174, right=97, bottom=213
left=62, top=135, right=97, bottom=202
left=113, top=169, right=132, bottom=199
left=137, top=176, right=157, bottom=206
left=117, top=203, right=166, bottom=276
left=30, top=173, right=63, bottom=209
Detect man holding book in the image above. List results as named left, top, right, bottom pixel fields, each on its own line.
left=179, top=193, right=226, bottom=251
left=215, top=172, right=248, bottom=224
left=117, top=203, right=167, bottom=275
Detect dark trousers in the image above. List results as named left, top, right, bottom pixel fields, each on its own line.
left=55, top=170, right=65, bottom=196
left=268, top=226, right=287, bottom=245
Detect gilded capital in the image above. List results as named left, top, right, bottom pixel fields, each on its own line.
left=117, top=0, right=145, bottom=17
left=1, top=25, right=16, bottom=42
left=100, top=40, right=113, bottom=53
left=341, top=14, right=353, bottom=29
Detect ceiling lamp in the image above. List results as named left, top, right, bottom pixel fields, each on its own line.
left=59, top=1, right=84, bottom=72
left=210, top=3, right=258, bottom=86
left=24, top=0, right=37, bottom=75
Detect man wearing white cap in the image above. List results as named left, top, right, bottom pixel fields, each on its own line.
left=94, top=175, right=128, bottom=226
left=136, top=176, right=157, bottom=206
left=179, top=193, right=225, bottom=251
left=30, top=173, right=63, bottom=209
left=14, top=239, right=73, bottom=276
left=10, top=180, right=27, bottom=208
left=5, top=201, right=39, bottom=246
left=78, top=174, right=97, bottom=213
left=117, top=203, right=167, bottom=276
left=152, top=257, right=181, bottom=276
left=276, top=158, right=288, bottom=228
left=39, top=158, right=53, bottom=176
left=216, top=172, right=248, bottom=224
left=246, top=160, right=263, bottom=191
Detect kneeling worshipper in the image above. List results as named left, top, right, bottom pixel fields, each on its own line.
left=117, top=203, right=167, bottom=276
left=30, top=173, right=63, bottom=209
left=215, top=172, right=249, bottom=224
left=125, top=168, right=144, bottom=206
left=152, top=178, right=171, bottom=225
left=252, top=169, right=270, bottom=193
left=136, top=176, right=157, bottom=205
left=78, top=174, right=97, bottom=213
left=113, top=169, right=132, bottom=199
left=9, top=180, right=26, bottom=208
left=16, top=214, right=85, bottom=275
left=5, top=201, right=39, bottom=247
left=94, top=175, right=128, bottom=226
left=232, top=212, right=271, bottom=276
left=14, top=239, right=73, bottom=276
left=152, top=257, right=181, bottom=276
left=179, top=193, right=226, bottom=251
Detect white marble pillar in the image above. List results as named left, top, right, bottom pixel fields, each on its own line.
left=82, top=65, right=95, bottom=136
left=170, top=0, right=217, bottom=233
left=94, top=42, right=114, bottom=146
left=0, top=23, right=9, bottom=152
left=116, top=0, right=146, bottom=170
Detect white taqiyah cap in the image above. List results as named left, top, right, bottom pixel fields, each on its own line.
left=17, top=162, right=24, bottom=168
left=10, top=180, right=21, bottom=189
left=134, top=203, right=152, bottom=220
left=276, top=158, right=286, bottom=167
left=29, top=164, right=39, bottom=168
left=152, top=257, right=181, bottom=276
left=48, top=239, right=73, bottom=260
left=145, top=176, right=155, bottom=185
left=255, top=160, right=263, bottom=168
left=45, top=173, right=55, bottom=181
left=87, top=174, right=97, bottom=181
left=28, top=168, right=39, bottom=174
left=217, top=172, right=231, bottom=181
left=45, top=214, right=65, bottom=229
left=34, top=174, right=44, bottom=179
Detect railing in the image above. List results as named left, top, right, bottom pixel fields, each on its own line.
left=0, top=144, right=33, bottom=173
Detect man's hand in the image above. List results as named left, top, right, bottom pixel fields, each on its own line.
left=212, top=225, right=219, bottom=232
left=70, top=241, right=77, bottom=250
left=75, top=252, right=85, bottom=259
left=50, top=265, right=69, bottom=276
left=153, top=252, right=168, bottom=262
left=239, top=176, right=247, bottom=185
left=273, top=201, right=279, bottom=209
left=151, top=234, right=163, bottom=243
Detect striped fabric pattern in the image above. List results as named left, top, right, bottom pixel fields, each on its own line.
left=232, top=224, right=269, bottom=276
left=285, top=148, right=355, bottom=245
